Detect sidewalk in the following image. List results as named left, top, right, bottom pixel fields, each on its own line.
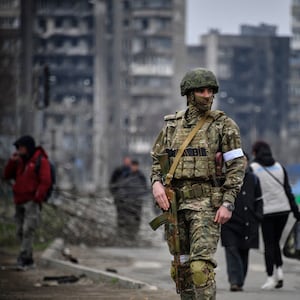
left=1, top=222, right=300, bottom=299
left=37, top=221, right=300, bottom=300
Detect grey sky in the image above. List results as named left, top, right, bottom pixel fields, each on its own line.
left=186, top=0, right=291, bottom=45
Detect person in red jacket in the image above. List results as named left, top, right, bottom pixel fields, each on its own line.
left=3, top=135, right=51, bottom=269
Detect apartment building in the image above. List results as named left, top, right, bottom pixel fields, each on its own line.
left=0, top=0, right=21, bottom=158
left=289, top=0, right=300, bottom=164
left=188, top=25, right=289, bottom=159
left=33, top=0, right=186, bottom=189
left=108, top=0, right=186, bottom=174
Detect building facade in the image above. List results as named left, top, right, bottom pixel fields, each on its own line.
left=34, top=0, right=106, bottom=189
left=188, top=26, right=290, bottom=160
left=0, top=0, right=21, bottom=159
left=289, top=0, right=300, bottom=164
left=14, top=0, right=186, bottom=190
left=122, top=0, right=186, bottom=170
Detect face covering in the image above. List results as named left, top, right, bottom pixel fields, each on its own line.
left=188, top=93, right=214, bottom=114
left=194, top=94, right=213, bottom=112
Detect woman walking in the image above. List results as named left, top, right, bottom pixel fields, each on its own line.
left=221, top=153, right=263, bottom=291
left=250, top=140, right=300, bottom=290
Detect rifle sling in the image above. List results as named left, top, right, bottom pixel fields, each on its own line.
left=165, top=113, right=209, bottom=186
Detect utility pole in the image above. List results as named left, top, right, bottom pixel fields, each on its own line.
left=19, top=0, right=35, bottom=135
left=93, top=0, right=108, bottom=189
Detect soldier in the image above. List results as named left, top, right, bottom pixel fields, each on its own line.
left=151, top=68, right=245, bottom=299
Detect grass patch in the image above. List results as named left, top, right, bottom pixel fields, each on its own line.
left=0, top=203, right=68, bottom=251
left=0, top=222, right=18, bottom=247
left=110, top=277, right=119, bottom=284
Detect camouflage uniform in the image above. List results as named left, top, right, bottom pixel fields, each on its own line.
left=150, top=68, right=245, bottom=299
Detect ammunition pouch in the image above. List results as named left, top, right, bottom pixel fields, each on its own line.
left=177, top=183, right=211, bottom=201
left=175, top=183, right=223, bottom=208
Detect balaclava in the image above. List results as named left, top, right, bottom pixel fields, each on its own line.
left=186, top=91, right=213, bottom=122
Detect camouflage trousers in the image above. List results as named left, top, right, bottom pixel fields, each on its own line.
left=15, top=201, right=41, bottom=261
left=165, top=207, right=220, bottom=300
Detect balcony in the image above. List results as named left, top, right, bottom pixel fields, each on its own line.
left=132, top=10, right=172, bottom=18
left=130, top=63, right=173, bottom=76
left=130, top=85, right=171, bottom=96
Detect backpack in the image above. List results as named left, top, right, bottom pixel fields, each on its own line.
left=35, top=154, right=56, bottom=202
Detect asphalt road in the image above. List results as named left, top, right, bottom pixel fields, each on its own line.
left=1, top=216, right=299, bottom=300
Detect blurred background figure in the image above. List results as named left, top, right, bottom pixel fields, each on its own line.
left=109, top=157, right=147, bottom=243
left=2, top=135, right=51, bottom=269
left=250, top=140, right=300, bottom=290
left=124, top=160, right=147, bottom=241
left=221, top=152, right=263, bottom=292
left=109, top=156, right=132, bottom=194
left=109, top=156, right=132, bottom=239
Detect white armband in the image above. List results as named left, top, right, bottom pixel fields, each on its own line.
left=223, top=148, right=244, bottom=162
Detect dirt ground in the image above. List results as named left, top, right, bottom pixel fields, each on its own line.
left=0, top=250, right=178, bottom=300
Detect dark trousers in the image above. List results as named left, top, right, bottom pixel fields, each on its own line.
left=115, top=198, right=142, bottom=240
left=15, top=201, right=40, bottom=262
left=224, top=246, right=249, bottom=287
left=261, top=213, right=289, bottom=276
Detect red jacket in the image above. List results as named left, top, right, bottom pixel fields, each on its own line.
left=3, top=147, right=51, bottom=204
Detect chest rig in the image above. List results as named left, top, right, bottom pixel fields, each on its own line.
left=164, top=110, right=225, bottom=181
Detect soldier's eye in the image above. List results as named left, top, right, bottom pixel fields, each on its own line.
left=194, top=88, right=205, bottom=93
left=194, top=87, right=213, bottom=94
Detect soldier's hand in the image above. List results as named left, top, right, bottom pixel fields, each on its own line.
left=152, top=181, right=170, bottom=211
left=214, top=206, right=232, bottom=224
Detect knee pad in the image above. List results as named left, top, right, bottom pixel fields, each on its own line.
left=190, top=260, right=215, bottom=287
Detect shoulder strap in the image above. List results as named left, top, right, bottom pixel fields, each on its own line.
left=165, top=113, right=210, bottom=186
left=260, top=164, right=284, bottom=187
left=35, top=154, right=43, bottom=175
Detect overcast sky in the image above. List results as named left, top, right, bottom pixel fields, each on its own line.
left=186, top=0, right=292, bottom=45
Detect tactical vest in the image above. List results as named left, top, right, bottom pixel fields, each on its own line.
left=164, top=110, right=225, bottom=180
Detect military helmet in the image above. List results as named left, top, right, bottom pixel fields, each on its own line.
left=180, top=68, right=219, bottom=96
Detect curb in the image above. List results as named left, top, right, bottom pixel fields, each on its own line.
left=40, top=238, right=157, bottom=290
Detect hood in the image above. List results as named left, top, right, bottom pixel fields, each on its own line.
left=13, top=135, right=36, bottom=158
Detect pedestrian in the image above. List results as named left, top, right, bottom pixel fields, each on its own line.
left=109, top=156, right=132, bottom=196
left=250, top=140, right=300, bottom=289
left=109, top=156, right=132, bottom=239
left=151, top=68, right=245, bottom=299
left=3, top=135, right=51, bottom=269
left=221, top=152, right=263, bottom=292
left=123, top=160, right=147, bottom=241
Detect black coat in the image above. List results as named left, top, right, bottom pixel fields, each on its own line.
left=221, top=169, right=263, bottom=249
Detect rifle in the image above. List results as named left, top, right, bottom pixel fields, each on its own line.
left=149, top=154, right=183, bottom=293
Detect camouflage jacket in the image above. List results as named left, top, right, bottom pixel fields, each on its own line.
left=150, top=109, right=245, bottom=210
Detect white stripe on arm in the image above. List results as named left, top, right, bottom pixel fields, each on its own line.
left=223, top=148, right=244, bottom=162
